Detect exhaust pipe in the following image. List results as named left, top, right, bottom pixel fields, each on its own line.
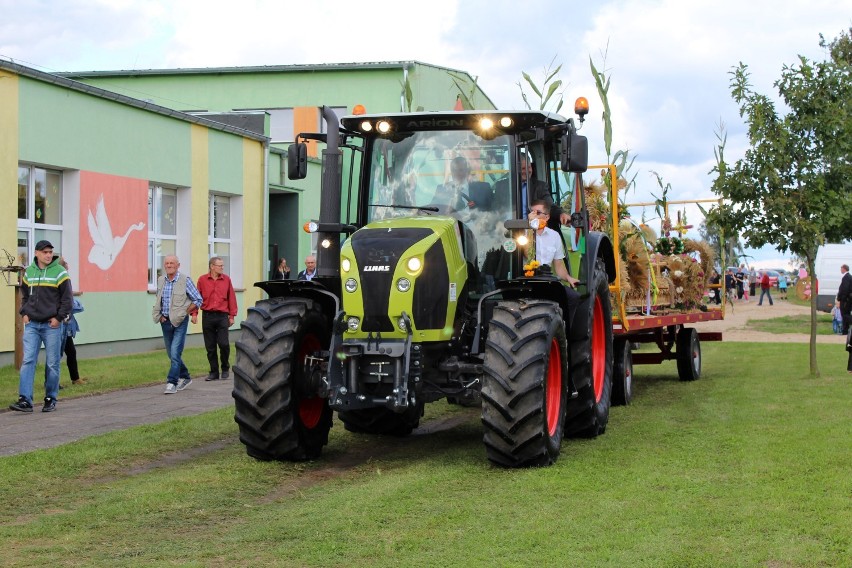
left=317, top=106, right=342, bottom=278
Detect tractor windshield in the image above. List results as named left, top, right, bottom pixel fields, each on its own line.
left=365, top=131, right=515, bottom=285
left=366, top=130, right=513, bottom=222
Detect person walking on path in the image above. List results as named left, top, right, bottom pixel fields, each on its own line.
left=197, top=256, right=238, bottom=381
left=735, top=264, right=747, bottom=301
left=9, top=240, right=72, bottom=413
left=748, top=268, right=758, bottom=299
left=297, top=255, right=318, bottom=280
left=837, top=264, right=852, bottom=335
left=56, top=257, right=86, bottom=387
left=757, top=271, right=774, bottom=306
left=152, top=255, right=202, bottom=394
left=777, top=272, right=788, bottom=300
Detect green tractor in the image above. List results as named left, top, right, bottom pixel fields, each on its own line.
left=233, top=103, right=616, bottom=467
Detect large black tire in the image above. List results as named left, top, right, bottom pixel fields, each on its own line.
left=232, top=298, right=332, bottom=461
left=338, top=403, right=424, bottom=437
left=676, top=327, right=701, bottom=381
left=481, top=299, right=569, bottom=468
left=611, top=338, right=633, bottom=406
left=565, top=259, right=614, bottom=437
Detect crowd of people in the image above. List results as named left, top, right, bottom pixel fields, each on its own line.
left=8, top=241, right=321, bottom=412
left=709, top=264, right=789, bottom=306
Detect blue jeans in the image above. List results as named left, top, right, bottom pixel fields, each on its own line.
left=758, top=288, right=774, bottom=305
left=19, top=320, right=63, bottom=403
left=161, top=318, right=191, bottom=385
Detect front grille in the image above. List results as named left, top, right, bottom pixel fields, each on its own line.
left=350, top=227, right=433, bottom=332
left=412, top=240, right=449, bottom=329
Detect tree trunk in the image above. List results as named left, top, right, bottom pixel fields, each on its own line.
left=807, top=254, right=819, bottom=377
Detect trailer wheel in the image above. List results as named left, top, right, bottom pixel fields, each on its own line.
left=481, top=299, right=568, bottom=467
left=611, top=338, right=633, bottom=406
left=676, top=327, right=701, bottom=381
left=339, top=402, right=424, bottom=437
left=565, top=259, right=614, bottom=437
left=232, top=298, right=332, bottom=461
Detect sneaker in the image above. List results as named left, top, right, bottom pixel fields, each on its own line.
left=9, top=396, right=33, bottom=413
left=205, top=372, right=219, bottom=382
left=177, top=377, right=192, bottom=391
left=71, top=378, right=87, bottom=385
left=221, top=369, right=230, bottom=379
left=164, top=383, right=178, bottom=394
left=42, top=397, right=57, bottom=413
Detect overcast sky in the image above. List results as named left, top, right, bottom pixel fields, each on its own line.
left=3, top=0, right=849, bottom=268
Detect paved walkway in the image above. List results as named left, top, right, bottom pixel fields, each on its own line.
left=0, top=377, right=235, bottom=457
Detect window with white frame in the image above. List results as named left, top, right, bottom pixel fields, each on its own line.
left=148, top=185, right=177, bottom=287
left=267, top=108, right=294, bottom=143
left=18, top=164, right=63, bottom=267
left=209, top=194, right=231, bottom=273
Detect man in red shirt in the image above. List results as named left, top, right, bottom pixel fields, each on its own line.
left=196, top=257, right=238, bottom=381
left=757, top=270, right=774, bottom=306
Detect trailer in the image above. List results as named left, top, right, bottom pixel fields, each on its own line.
left=587, top=164, right=726, bottom=404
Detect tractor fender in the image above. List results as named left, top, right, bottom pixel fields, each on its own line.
left=255, top=280, right=340, bottom=323
left=583, top=231, right=616, bottom=284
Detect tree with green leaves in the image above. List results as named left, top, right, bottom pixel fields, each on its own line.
left=709, top=27, right=852, bottom=376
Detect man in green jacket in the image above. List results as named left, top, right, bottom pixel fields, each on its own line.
left=10, top=240, right=73, bottom=412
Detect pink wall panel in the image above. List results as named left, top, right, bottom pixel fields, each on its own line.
left=79, top=171, right=148, bottom=292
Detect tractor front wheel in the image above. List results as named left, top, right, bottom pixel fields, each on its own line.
left=232, top=298, right=332, bottom=461
left=481, top=299, right=568, bottom=467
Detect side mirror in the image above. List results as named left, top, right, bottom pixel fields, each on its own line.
left=560, top=132, right=588, bottom=173
left=287, top=142, right=308, bottom=180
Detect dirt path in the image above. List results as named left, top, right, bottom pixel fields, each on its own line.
left=695, top=297, right=842, bottom=344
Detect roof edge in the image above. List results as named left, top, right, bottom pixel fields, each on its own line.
left=0, top=58, right=269, bottom=143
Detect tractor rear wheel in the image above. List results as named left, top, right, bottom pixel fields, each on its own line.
left=232, top=298, right=332, bottom=461
left=481, top=299, right=568, bottom=467
left=565, top=259, right=614, bottom=437
left=676, top=327, right=701, bottom=381
left=611, top=338, right=633, bottom=406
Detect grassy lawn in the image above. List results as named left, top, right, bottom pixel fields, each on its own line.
left=1, top=342, right=849, bottom=566
left=746, top=313, right=837, bottom=335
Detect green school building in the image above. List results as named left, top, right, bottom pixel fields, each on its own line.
left=0, top=59, right=493, bottom=365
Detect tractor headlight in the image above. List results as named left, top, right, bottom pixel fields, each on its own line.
left=345, top=278, right=358, bottom=293
left=397, top=278, right=411, bottom=292
left=347, top=316, right=360, bottom=332
left=341, top=258, right=351, bottom=272
left=406, top=257, right=422, bottom=273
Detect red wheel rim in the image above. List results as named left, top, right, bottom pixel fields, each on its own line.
left=545, top=338, right=562, bottom=436
left=591, top=296, right=605, bottom=403
left=297, top=333, right=324, bottom=429
left=299, top=397, right=324, bottom=429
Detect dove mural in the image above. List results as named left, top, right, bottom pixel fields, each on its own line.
left=79, top=171, right=149, bottom=293
left=87, top=195, right=145, bottom=270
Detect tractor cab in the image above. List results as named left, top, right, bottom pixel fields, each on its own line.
left=339, top=109, right=589, bottom=297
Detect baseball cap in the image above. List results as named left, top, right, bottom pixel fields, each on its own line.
left=35, top=240, right=54, bottom=251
